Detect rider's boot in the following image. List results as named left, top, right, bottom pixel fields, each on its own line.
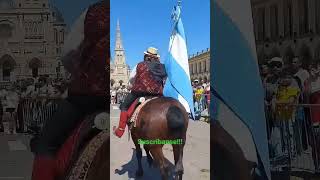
left=113, top=111, right=128, bottom=138
left=32, top=155, right=56, bottom=180
left=127, top=99, right=138, bottom=117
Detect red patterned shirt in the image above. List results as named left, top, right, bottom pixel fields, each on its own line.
left=69, top=1, right=109, bottom=97
left=131, top=61, right=166, bottom=95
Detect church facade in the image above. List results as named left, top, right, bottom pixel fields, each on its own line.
left=252, top=0, right=320, bottom=65
left=110, top=20, right=130, bottom=88
left=0, top=0, right=65, bottom=85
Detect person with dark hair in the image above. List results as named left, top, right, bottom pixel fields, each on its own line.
left=260, top=63, right=269, bottom=83
left=31, top=1, right=109, bottom=180
left=113, top=47, right=167, bottom=138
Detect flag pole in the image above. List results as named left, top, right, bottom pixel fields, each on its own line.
left=177, top=0, right=181, bottom=7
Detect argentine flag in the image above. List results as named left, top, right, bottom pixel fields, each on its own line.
left=212, top=0, right=270, bottom=179
left=163, top=5, right=194, bottom=119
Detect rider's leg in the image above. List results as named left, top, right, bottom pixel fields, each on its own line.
left=31, top=95, right=105, bottom=180
left=114, top=93, right=138, bottom=138
left=32, top=155, right=56, bottom=180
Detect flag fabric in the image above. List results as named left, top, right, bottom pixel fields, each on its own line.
left=212, top=0, right=270, bottom=179
left=163, top=5, right=195, bottom=119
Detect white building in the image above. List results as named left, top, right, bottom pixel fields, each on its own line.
left=252, top=0, right=320, bottom=65
left=189, top=48, right=210, bottom=83
left=110, top=20, right=130, bottom=88
left=0, top=0, right=65, bottom=85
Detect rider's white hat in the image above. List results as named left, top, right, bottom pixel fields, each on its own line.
left=144, top=47, right=160, bottom=58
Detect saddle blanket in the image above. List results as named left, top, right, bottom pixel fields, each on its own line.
left=129, top=97, right=158, bottom=127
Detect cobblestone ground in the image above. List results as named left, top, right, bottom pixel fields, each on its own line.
left=110, top=105, right=211, bottom=180
left=0, top=132, right=33, bottom=180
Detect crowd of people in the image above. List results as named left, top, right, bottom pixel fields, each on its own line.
left=260, top=56, right=320, bottom=169
left=110, top=79, right=211, bottom=121
left=0, top=76, right=68, bottom=134
left=110, top=85, right=129, bottom=105
left=192, top=79, right=210, bottom=120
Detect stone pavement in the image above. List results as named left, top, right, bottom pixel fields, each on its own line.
left=0, top=133, right=33, bottom=180
left=110, top=104, right=211, bottom=180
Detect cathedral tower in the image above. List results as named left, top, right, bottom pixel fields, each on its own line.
left=111, top=20, right=129, bottom=87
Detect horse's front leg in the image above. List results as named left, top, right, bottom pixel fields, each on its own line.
left=135, top=146, right=143, bottom=177
left=132, top=132, right=143, bottom=177
left=144, top=144, right=154, bottom=167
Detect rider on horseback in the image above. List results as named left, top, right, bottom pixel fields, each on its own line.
left=31, top=1, right=109, bottom=180
left=113, top=47, right=167, bottom=138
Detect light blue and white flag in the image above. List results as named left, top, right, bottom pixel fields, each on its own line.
left=212, top=0, right=270, bottom=179
left=163, top=5, right=194, bottom=119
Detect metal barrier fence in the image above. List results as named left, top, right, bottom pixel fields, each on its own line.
left=18, top=98, right=59, bottom=133
left=266, top=102, right=320, bottom=176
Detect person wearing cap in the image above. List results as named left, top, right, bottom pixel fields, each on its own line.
left=113, top=47, right=167, bottom=138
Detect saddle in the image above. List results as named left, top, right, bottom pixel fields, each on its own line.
left=127, top=97, right=158, bottom=128
left=55, top=111, right=109, bottom=179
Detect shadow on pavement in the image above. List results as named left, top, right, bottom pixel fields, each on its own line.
left=115, top=148, right=176, bottom=180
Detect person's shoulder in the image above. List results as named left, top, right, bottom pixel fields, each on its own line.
left=137, top=62, right=147, bottom=69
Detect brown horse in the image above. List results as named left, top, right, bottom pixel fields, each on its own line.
left=51, top=112, right=110, bottom=180
left=212, top=120, right=256, bottom=180
left=65, top=132, right=110, bottom=180
left=130, top=97, right=189, bottom=180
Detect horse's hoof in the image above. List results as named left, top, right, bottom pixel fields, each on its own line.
left=135, top=170, right=143, bottom=177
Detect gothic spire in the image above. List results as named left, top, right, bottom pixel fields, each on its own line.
left=115, top=19, right=123, bottom=51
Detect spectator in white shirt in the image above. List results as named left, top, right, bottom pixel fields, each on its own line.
left=4, top=86, right=19, bottom=134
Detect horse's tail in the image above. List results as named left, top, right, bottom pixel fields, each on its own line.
left=166, top=105, right=185, bottom=131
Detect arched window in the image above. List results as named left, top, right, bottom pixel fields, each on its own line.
left=32, top=68, right=38, bottom=77
left=2, top=62, right=11, bottom=81
left=54, top=29, right=58, bottom=45
left=195, top=63, right=198, bottom=74
left=0, top=55, right=15, bottom=81
left=33, top=22, right=37, bottom=34
left=28, top=22, right=32, bottom=34
left=60, top=29, right=64, bottom=44
left=0, top=23, right=13, bottom=38
left=29, top=58, right=41, bottom=77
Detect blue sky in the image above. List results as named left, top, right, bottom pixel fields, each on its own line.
left=52, top=0, right=98, bottom=27
left=111, top=0, right=210, bottom=68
